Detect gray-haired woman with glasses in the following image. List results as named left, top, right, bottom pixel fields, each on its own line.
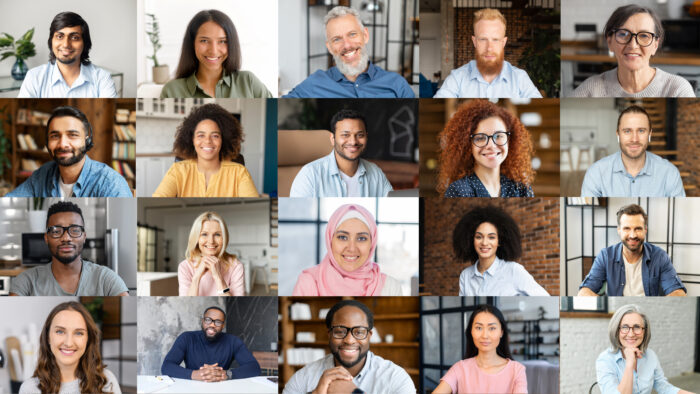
left=572, top=5, right=694, bottom=97
left=596, top=304, right=694, bottom=394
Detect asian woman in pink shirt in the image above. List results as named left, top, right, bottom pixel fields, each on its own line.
left=178, top=211, right=245, bottom=296
left=433, top=304, right=528, bottom=394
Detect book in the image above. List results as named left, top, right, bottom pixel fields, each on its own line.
left=16, top=134, right=28, bottom=150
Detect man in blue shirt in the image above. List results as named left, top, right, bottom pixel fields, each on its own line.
left=6, top=106, right=131, bottom=197
left=581, top=105, right=685, bottom=197
left=283, top=6, right=414, bottom=98
left=433, top=8, right=541, bottom=98
left=161, top=306, right=261, bottom=381
left=578, top=204, right=686, bottom=296
left=18, top=12, right=117, bottom=98
left=290, top=109, right=393, bottom=197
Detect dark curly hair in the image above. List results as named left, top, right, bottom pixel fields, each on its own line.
left=46, top=201, right=84, bottom=228
left=173, top=103, right=243, bottom=161
left=437, top=100, right=534, bottom=194
left=325, top=300, right=374, bottom=330
left=453, top=205, right=522, bottom=263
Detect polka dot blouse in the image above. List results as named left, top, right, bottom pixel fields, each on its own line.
left=444, top=174, right=533, bottom=197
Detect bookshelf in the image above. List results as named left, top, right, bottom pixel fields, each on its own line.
left=113, top=99, right=136, bottom=190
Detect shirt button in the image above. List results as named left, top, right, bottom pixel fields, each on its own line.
left=356, top=84, right=359, bottom=87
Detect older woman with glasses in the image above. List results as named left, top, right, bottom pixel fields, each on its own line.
left=438, top=99, right=535, bottom=197
left=597, top=304, right=694, bottom=394
left=572, top=5, right=694, bottom=97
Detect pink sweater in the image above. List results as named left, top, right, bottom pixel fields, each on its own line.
left=441, top=357, right=528, bottom=394
left=177, top=258, right=245, bottom=296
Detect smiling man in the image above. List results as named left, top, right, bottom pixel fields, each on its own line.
left=161, top=306, right=261, bottom=381
left=10, top=201, right=128, bottom=296
left=283, top=300, right=415, bottom=394
left=18, top=12, right=116, bottom=98
left=283, top=6, right=414, bottom=98
left=578, top=204, right=687, bottom=296
left=290, top=109, right=392, bottom=197
left=581, top=105, right=685, bottom=197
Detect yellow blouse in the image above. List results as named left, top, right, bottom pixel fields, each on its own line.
left=152, top=159, right=259, bottom=197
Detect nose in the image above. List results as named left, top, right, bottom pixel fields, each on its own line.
left=57, top=134, right=70, bottom=148
left=342, top=331, right=358, bottom=345
left=59, top=228, right=72, bottom=242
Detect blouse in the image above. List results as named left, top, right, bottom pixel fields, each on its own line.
left=571, top=68, right=695, bottom=98
left=441, top=358, right=528, bottom=394
left=596, top=348, right=680, bottom=394
left=459, top=257, right=550, bottom=296
left=152, top=160, right=259, bottom=197
left=178, top=258, right=245, bottom=296
left=160, top=70, right=273, bottom=98
left=445, top=174, right=533, bottom=197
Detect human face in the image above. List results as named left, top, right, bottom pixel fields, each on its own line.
left=471, top=311, right=503, bottom=355
left=474, top=222, right=498, bottom=262
left=194, top=21, right=228, bottom=73
left=326, top=14, right=370, bottom=77
left=49, top=310, right=88, bottom=370
left=331, top=218, right=371, bottom=272
left=606, top=13, right=658, bottom=73
left=201, top=308, right=225, bottom=342
left=198, top=220, right=223, bottom=257
left=472, top=19, right=507, bottom=75
left=47, top=116, right=88, bottom=167
left=329, top=306, right=371, bottom=369
left=193, top=119, right=222, bottom=162
left=52, top=26, right=84, bottom=65
left=617, top=214, right=646, bottom=254
left=618, top=312, right=645, bottom=349
left=617, top=112, right=650, bottom=160
left=331, top=118, right=367, bottom=162
left=471, top=116, right=508, bottom=170
left=45, top=212, right=86, bottom=265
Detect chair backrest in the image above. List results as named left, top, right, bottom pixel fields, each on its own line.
left=277, top=129, right=332, bottom=197
left=589, top=381, right=600, bottom=394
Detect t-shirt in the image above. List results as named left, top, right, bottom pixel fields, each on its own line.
left=441, top=357, right=528, bottom=394
left=10, top=260, right=129, bottom=296
left=623, top=254, right=645, bottom=296
left=19, top=369, right=121, bottom=394
left=339, top=170, right=362, bottom=197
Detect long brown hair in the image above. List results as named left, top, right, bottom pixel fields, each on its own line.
left=34, top=301, right=111, bottom=394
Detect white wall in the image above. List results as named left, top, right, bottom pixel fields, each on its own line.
left=0, top=0, right=137, bottom=97
left=278, top=0, right=308, bottom=93
left=561, top=0, right=671, bottom=40
left=419, top=12, right=441, bottom=81
left=560, top=98, right=619, bottom=172
left=107, top=198, right=137, bottom=290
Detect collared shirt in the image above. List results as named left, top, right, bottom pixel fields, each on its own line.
left=10, top=260, right=128, bottom=296
left=579, top=242, right=687, bottom=296
left=596, top=348, right=680, bottom=394
left=445, top=174, right=533, bottom=197
left=283, top=62, right=415, bottom=98
left=5, top=156, right=132, bottom=197
left=433, top=60, right=542, bottom=99
left=18, top=62, right=117, bottom=98
left=289, top=151, right=393, bottom=197
left=459, top=257, right=549, bottom=296
left=160, top=71, right=273, bottom=98
left=581, top=151, right=685, bottom=197
left=282, top=352, right=415, bottom=394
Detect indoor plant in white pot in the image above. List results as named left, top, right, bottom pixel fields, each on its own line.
left=146, top=13, right=169, bottom=84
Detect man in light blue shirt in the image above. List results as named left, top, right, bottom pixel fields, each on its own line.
left=18, top=11, right=116, bottom=98
left=289, top=109, right=393, bottom=197
left=433, top=8, right=541, bottom=98
left=581, top=105, right=685, bottom=197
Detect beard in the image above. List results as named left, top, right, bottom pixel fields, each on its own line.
left=202, top=327, right=224, bottom=342
left=50, top=143, right=88, bottom=166
left=621, top=237, right=644, bottom=253
left=57, top=55, right=79, bottom=65
left=475, top=49, right=505, bottom=76
left=331, top=346, right=369, bottom=369
left=620, top=143, right=648, bottom=161
left=52, top=243, right=83, bottom=264
left=334, top=141, right=364, bottom=162
left=333, top=46, right=370, bottom=78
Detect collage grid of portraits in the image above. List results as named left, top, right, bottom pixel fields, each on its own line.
left=0, top=0, right=700, bottom=394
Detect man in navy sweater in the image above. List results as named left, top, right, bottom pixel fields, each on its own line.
left=161, top=306, right=261, bottom=381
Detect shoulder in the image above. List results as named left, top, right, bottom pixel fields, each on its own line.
left=16, top=265, right=46, bottom=282
left=508, top=359, right=526, bottom=373
left=647, top=152, right=681, bottom=172
left=26, top=63, right=51, bottom=77
left=445, top=175, right=475, bottom=197
left=301, top=154, right=332, bottom=172
left=220, top=161, right=250, bottom=173
left=103, top=369, right=120, bottom=391
left=369, top=351, right=411, bottom=376
left=360, top=159, right=387, bottom=174
left=18, top=377, right=40, bottom=394
left=90, top=159, right=123, bottom=176
left=170, top=159, right=196, bottom=172
left=505, top=61, right=530, bottom=77
left=589, top=152, right=618, bottom=170
left=460, top=265, right=475, bottom=278
left=596, top=348, right=619, bottom=364
left=572, top=73, right=609, bottom=97
left=644, top=348, right=659, bottom=362
left=178, top=259, right=193, bottom=271
left=84, top=260, right=121, bottom=280
left=450, top=61, right=475, bottom=76
left=161, top=77, right=190, bottom=97
left=655, top=68, right=693, bottom=87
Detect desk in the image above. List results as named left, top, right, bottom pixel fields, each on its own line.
left=0, top=65, right=124, bottom=97
left=137, top=375, right=277, bottom=393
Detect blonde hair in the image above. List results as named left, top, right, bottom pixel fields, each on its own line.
left=473, top=8, right=507, bottom=32
left=185, top=211, right=235, bottom=269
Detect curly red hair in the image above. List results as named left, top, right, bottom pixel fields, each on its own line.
left=437, top=100, right=535, bottom=193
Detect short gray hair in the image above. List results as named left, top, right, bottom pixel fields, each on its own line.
left=324, top=6, right=365, bottom=29
left=608, top=304, right=651, bottom=353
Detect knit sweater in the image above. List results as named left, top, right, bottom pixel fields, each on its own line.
left=571, top=67, right=695, bottom=98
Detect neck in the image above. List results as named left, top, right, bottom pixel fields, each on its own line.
left=620, top=151, right=646, bottom=177
left=335, top=355, right=366, bottom=377
left=58, top=156, right=87, bottom=185
left=334, top=151, right=360, bottom=176
left=52, top=257, right=83, bottom=275
left=616, top=66, right=655, bottom=93
left=196, top=157, right=221, bottom=173
left=475, top=350, right=502, bottom=365
left=474, top=165, right=501, bottom=196
left=477, top=255, right=496, bottom=273
left=58, top=363, right=77, bottom=383
left=196, top=66, right=223, bottom=84
left=622, top=245, right=643, bottom=263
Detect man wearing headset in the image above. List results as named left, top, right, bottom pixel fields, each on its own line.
left=580, top=105, right=685, bottom=197
left=6, top=106, right=131, bottom=197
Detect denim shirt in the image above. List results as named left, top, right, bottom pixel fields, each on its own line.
left=596, top=348, right=680, bottom=394
left=580, top=242, right=686, bottom=296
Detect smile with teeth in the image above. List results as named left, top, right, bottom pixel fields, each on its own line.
left=342, top=254, right=360, bottom=262
left=205, top=328, right=216, bottom=335
left=59, top=348, right=77, bottom=355
left=339, top=347, right=359, bottom=356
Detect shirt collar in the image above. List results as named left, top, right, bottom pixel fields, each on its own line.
left=50, top=61, right=90, bottom=87
left=471, top=256, right=504, bottom=278
left=329, top=62, right=376, bottom=82
left=469, top=60, right=512, bottom=83
left=614, top=242, right=650, bottom=265
left=185, top=72, right=232, bottom=96
left=355, top=350, right=374, bottom=380
left=326, top=150, right=367, bottom=177
left=74, top=155, right=94, bottom=188
left=611, top=151, right=653, bottom=176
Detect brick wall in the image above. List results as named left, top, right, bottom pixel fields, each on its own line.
left=423, top=197, right=560, bottom=295
left=677, top=99, right=700, bottom=197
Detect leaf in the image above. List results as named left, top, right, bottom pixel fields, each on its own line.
left=0, top=52, right=13, bottom=61
left=22, top=28, right=34, bottom=41
left=4, top=33, right=14, bottom=42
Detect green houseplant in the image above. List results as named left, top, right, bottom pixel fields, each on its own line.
left=146, top=13, right=169, bottom=84
left=0, top=28, right=37, bottom=80
left=517, top=11, right=561, bottom=98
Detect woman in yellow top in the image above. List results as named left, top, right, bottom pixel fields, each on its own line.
left=152, top=103, right=259, bottom=197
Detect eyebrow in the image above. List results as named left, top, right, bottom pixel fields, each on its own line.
left=53, top=325, right=87, bottom=331
left=197, top=35, right=227, bottom=39
left=49, top=129, right=82, bottom=134
left=335, top=230, right=371, bottom=236
left=474, top=322, right=498, bottom=326
left=475, top=231, right=497, bottom=236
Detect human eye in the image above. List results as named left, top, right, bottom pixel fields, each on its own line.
left=358, top=235, right=368, bottom=242
left=638, top=129, right=647, bottom=134
left=336, top=234, right=348, bottom=241
left=70, top=35, right=81, bottom=41
left=55, top=329, right=64, bottom=334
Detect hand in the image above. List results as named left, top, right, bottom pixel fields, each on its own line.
left=312, top=366, right=353, bottom=394
left=327, top=378, right=358, bottom=394
left=192, top=363, right=227, bottom=382
left=622, top=346, right=643, bottom=371
left=201, top=256, right=222, bottom=280
left=193, top=260, right=209, bottom=279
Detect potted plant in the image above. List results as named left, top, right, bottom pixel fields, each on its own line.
left=0, top=28, right=37, bottom=80
left=83, top=298, right=105, bottom=330
left=0, top=105, right=12, bottom=195
left=27, top=197, right=46, bottom=233
left=146, top=13, right=169, bottom=84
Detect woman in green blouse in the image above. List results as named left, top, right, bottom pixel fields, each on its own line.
left=160, top=9, right=273, bottom=98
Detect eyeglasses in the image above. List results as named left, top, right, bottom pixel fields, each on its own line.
left=471, top=132, right=510, bottom=147
left=620, top=324, right=645, bottom=334
left=329, top=325, right=370, bottom=340
left=46, top=225, right=85, bottom=238
left=203, top=317, right=224, bottom=327
left=612, top=29, right=657, bottom=47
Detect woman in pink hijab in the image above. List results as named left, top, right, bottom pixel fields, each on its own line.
left=292, top=204, right=403, bottom=296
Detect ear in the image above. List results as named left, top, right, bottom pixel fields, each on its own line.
left=330, top=132, right=335, bottom=147
left=471, top=35, right=477, bottom=48
left=502, top=36, right=507, bottom=48
left=606, top=35, right=613, bottom=52
left=325, top=39, right=332, bottom=54
left=44, top=232, right=49, bottom=245
left=363, top=27, right=370, bottom=44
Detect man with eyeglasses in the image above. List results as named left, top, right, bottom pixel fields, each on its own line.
left=283, top=300, right=415, bottom=394
left=10, top=201, right=128, bottom=296
left=581, top=105, right=685, bottom=197
left=161, top=306, right=261, bottom=382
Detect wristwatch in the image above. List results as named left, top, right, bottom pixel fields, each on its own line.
left=226, top=369, right=232, bottom=380
left=218, top=287, right=230, bottom=295
left=351, top=388, right=365, bottom=394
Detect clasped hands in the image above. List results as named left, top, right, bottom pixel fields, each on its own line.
left=192, top=363, right=227, bottom=382
left=194, top=256, right=222, bottom=280
left=312, top=366, right=358, bottom=394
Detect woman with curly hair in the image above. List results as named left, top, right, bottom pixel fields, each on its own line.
left=453, top=205, right=548, bottom=296
left=153, top=103, right=258, bottom=197
left=438, top=100, right=535, bottom=197
left=20, top=301, right=120, bottom=394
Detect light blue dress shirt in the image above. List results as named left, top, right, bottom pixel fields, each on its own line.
left=18, top=62, right=117, bottom=98
left=289, top=151, right=393, bottom=197
left=458, top=257, right=549, bottom=296
left=581, top=151, right=685, bottom=197
left=433, top=60, right=542, bottom=98
left=596, top=348, right=680, bottom=394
